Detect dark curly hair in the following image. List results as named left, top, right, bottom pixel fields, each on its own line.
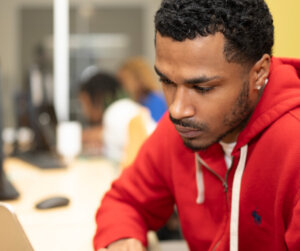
left=80, top=72, right=124, bottom=110
left=155, top=0, right=274, bottom=65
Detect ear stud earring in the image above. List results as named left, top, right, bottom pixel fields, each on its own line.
left=256, top=78, right=269, bottom=90
left=264, top=78, right=269, bottom=85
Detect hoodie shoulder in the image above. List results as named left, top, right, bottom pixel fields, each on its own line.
left=277, top=57, right=300, bottom=76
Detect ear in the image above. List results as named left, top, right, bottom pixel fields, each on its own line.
left=249, top=54, right=271, bottom=91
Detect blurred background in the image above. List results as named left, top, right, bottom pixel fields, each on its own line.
left=0, top=0, right=299, bottom=128
left=265, top=0, right=300, bottom=59
left=0, top=0, right=161, bottom=129
left=0, top=0, right=299, bottom=160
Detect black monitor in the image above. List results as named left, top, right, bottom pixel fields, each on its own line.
left=14, top=67, right=57, bottom=152
left=13, top=65, right=66, bottom=169
left=0, top=68, right=19, bottom=200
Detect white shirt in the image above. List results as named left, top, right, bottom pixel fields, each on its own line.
left=102, top=98, right=155, bottom=162
left=219, top=141, right=237, bottom=169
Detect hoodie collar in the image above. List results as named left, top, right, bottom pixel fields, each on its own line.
left=233, top=57, right=300, bottom=154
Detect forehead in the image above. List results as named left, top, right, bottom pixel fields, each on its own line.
left=155, top=32, right=231, bottom=80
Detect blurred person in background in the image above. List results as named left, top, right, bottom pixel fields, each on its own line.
left=118, top=57, right=168, bottom=122
left=79, top=71, right=155, bottom=163
left=79, top=71, right=122, bottom=152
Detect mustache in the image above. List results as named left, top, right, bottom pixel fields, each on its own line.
left=169, top=114, right=208, bottom=131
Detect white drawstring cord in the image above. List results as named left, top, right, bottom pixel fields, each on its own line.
left=230, top=145, right=248, bottom=251
left=195, top=154, right=205, bottom=204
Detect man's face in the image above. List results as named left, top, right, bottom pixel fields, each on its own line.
left=155, top=32, right=258, bottom=150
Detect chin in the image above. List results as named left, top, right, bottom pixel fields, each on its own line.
left=182, top=138, right=214, bottom=151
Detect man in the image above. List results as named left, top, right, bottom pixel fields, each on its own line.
left=94, top=0, right=300, bottom=250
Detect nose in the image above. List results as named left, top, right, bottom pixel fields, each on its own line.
left=169, top=86, right=195, bottom=120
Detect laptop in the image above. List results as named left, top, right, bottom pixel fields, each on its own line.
left=0, top=203, right=34, bottom=251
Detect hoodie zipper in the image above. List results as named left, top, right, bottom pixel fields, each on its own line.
left=208, top=166, right=232, bottom=251
left=197, top=145, right=248, bottom=251
left=196, top=154, right=232, bottom=196
left=224, top=159, right=234, bottom=206
left=212, top=241, right=221, bottom=251
left=196, top=154, right=234, bottom=250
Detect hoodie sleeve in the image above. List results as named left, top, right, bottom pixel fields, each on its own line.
left=93, top=113, right=175, bottom=250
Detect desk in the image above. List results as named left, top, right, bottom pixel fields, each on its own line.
left=3, top=157, right=118, bottom=251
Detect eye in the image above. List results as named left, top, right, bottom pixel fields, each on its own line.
left=159, top=78, right=175, bottom=86
left=193, top=85, right=214, bottom=94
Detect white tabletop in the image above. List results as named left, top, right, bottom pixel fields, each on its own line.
left=4, top=157, right=118, bottom=251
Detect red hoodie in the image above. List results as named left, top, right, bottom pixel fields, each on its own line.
left=94, top=57, right=300, bottom=251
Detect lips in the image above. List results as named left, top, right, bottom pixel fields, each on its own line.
left=175, top=125, right=204, bottom=138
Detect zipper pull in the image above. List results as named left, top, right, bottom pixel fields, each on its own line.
left=223, top=182, right=228, bottom=193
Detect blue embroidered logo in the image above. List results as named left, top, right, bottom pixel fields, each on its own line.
left=252, top=210, right=262, bottom=225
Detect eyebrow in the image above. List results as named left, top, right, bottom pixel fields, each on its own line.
left=154, top=65, right=221, bottom=85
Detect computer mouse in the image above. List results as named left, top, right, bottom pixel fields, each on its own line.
left=35, top=196, right=70, bottom=210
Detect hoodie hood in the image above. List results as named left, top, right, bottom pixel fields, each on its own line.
left=234, top=57, right=300, bottom=154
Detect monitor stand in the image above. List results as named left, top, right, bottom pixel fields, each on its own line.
left=0, top=172, right=19, bottom=200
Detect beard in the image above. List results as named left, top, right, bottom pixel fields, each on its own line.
left=170, top=80, right=254, bottom=151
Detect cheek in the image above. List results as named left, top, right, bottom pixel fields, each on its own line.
left=194, top=89, right=239, bottom=125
